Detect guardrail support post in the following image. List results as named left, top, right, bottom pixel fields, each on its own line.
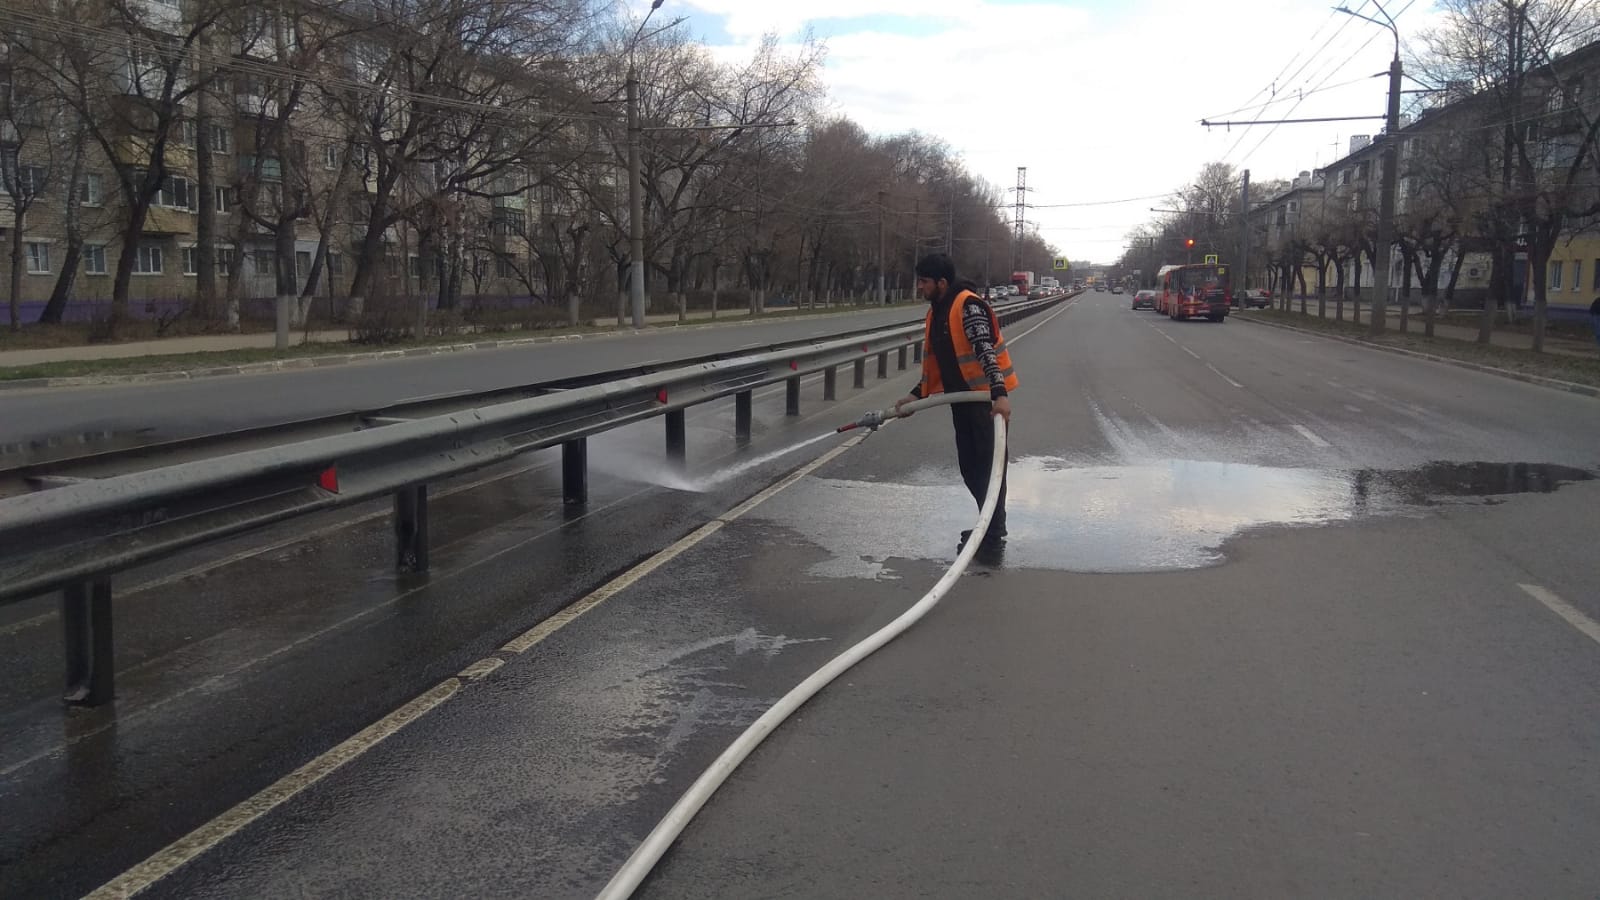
left=897, top=346, right=907, bottom=370
left=785, top=376, right=801, bottom=416
left=735, top=390, right=753, bottom=445
left=877, top=352, right=888, bottom=379
left=665, top=409, right=687, bottom=463
left=562, top=438, right=587, bottom=505
left=853, top=359, right=865, bottom=389
left=823, top=366, right=837, bottom=401
left=912, top=343, right=922, bottom=364
left=62, top=577, right=114, bottom=706
left=395, top=485, right=429, bottom=573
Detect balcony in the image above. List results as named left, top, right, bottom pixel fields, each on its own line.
left=236, top=93, right=280, bottom=118
left=112, top=135, right=193, bottom=170
left=143, top=206, right=193, bottom=235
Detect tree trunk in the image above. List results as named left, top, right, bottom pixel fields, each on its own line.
left=1528, top=240, right=1551, bottom=353
left=195, top=79, right=218, bottom=321
left=1481, top=246, right=1505, bottom=344
left=9, top=208, right=22, bottom=332
left=1352, top=252, right=1364, bottom=324
left=1315, top=254, right=1327, bottom=318
left=41, top=130, right=89, bottom=325
left=111, top=208, right=150, bottom=327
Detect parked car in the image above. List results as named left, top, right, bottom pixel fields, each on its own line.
left=1237, top=288, right=1272, bottom=309
left=1110, top=285, right=1124, bottom=294
left=1131, top=289, right=1157, bottom=310
left=1093, top=283, right=1105, bottom=292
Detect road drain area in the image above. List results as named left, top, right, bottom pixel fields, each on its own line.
left=745, top=458, right=1594, bottom=576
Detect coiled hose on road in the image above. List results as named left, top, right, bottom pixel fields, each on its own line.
left=597, top=389, right=1005, bottom=899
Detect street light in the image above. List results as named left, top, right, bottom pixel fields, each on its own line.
left=1335, top=2, right=1403, bottom=335
left=625, top=2, right=685, bottom=329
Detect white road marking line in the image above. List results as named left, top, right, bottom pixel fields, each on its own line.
left=1345, top=404, right=1363, bottom=413
left=1290, top=423, right=1331, bottom=447
left=78, top=305, right=1074, bottom=895
left=81, top=679, right=462, bottom=900
left=1206, top=364, right=1244, bottom=388
left=1519, top=584, right=1600, bottom=647
left=1182, top=346, right=1201, bottom=360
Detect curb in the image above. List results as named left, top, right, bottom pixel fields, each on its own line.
left=0, top=306, right=924, bottom=392
left=1236, top=314, right=1600, bottom=399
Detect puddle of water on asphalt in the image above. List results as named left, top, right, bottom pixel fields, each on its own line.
left=752, top=458, right=1593, bottom=577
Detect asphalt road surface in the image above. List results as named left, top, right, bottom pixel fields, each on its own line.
left=4, top=291, right=1599, bottom=899
left=0, top=304, right=927, bottom=450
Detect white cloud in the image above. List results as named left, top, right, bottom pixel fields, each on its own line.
left=677, top=0, right=1440, bottom=262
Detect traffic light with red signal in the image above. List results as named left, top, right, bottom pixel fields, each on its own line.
left=1184, top=238, right=1195, bottom=249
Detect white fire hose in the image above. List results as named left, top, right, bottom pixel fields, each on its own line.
left=596, top=389, right=1004, bottom=899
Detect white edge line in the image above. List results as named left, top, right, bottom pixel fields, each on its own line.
left=77, top=298, right=1074, bottom=898
left=83, top=679, right=462, bottom=900
left=1519, top=584, right=1600, bottom=647
left=1183, top=346, right=1201, bottom=360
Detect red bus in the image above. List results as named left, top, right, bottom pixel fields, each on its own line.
left=1157, top=262, right=1231, bottom=321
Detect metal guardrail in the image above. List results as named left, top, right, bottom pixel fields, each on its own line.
left=0, top=292, right=1074, bottom=705
left=0, top=305, right=953, bottom=493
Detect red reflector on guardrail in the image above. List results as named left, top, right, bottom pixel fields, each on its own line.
left=657, top=388, right=669, bottom=404
left=861, top=344, right=870, bottom=352
left=789, top=360, right=798, bottom=370
left=318, top=467, right=339, bottom=493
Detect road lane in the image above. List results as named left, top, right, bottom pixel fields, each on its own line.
left=9, top=289, right=1600, bottom=898
left=0, top=304, right=926, bottom=449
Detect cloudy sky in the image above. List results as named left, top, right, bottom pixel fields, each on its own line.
left=637, top=0, right=1438, bottom=264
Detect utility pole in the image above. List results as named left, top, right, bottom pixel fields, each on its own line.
left=1373, top=50, right=1402, bottom=336
left=1239, top=168, right=1250, bottom=291
left=876, top=189, right=886, bottom=306
left=946, top=181, right=955, bottom=255
left=1012, top=166, right=1027, bottom=271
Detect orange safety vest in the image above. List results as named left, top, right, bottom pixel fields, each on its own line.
left=919, top=290, right=1020, bottom=397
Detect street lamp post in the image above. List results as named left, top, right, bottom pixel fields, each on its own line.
left=624, top=0, right=666, bottom=330
left=1336, top=2, right=1403, bottom=336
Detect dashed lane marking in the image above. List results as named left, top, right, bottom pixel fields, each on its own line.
left=1206, top=364, right=1244, bottom=389
left=1519, top=584, right=1600, bottom=647
left=1290, top=423, right=1331, bottom=447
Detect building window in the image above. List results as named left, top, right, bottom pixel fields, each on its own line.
left=82, top=173, right=104, bottom=206
left=1356, top=161, right=1370, bottom=180
left=182, top=247, right=198, bottom=275
left=135, top=244, right=163, bottom=274
left=1573, top=260, right=1583, bottom=292
left=323, top=143, right=339, bottom=170
left=327, top=252, right=343, bottom=276
left=217, top=247, right=234, bottom=277
left=1550, top=260, right=1563, bottom=290
left=296, top=250, right=311, bottom=277
left=1339, top=169, right=1351, bottom=186
left=496, top=255, right=517, bottom=278
left=158, top=176, right=196, bottom=210
left=83, top=244, right=107, bottom=275
left=16, top=165, right=47, bottom=196
left=255, top=252, right=272, bottom=276
left=208, top=124, right=232, bottom=153
left=180, top=120, right=198, bottom=148
left=408, top=255, right=434, bottom=279
left=24, top=242, right=50, bottom=273
left=1593, top=259, right=1600, bottom=290
left=215, top=185, right=232, bottom=213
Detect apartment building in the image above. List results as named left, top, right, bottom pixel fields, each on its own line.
left=1, top=0, right=583, bottom=324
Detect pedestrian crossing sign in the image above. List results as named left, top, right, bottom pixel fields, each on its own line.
left=1204, top=254, right=1219, bottom=265
left=1053, top=257, right=1070, bottom=271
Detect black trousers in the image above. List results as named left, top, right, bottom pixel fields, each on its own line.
left=950, top=402, right=1007, bottom=536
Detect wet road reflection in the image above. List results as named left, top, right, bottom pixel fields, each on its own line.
left=748, top=458, right=1593, bottom=576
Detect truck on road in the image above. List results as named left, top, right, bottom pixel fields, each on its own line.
left=1011, top=271, right=1035, bottom=297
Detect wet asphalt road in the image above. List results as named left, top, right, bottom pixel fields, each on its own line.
left=5, top=291, right=1600, bottom=898
left=0, top=304, right=925, bottom=450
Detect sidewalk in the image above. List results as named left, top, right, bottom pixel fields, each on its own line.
left=0, top=304, right=852, bottom=370
left=1259, top=302, right=1598, bottom=358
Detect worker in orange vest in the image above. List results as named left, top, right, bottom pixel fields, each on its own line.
left=895, top=254, right=1019, bottom=554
